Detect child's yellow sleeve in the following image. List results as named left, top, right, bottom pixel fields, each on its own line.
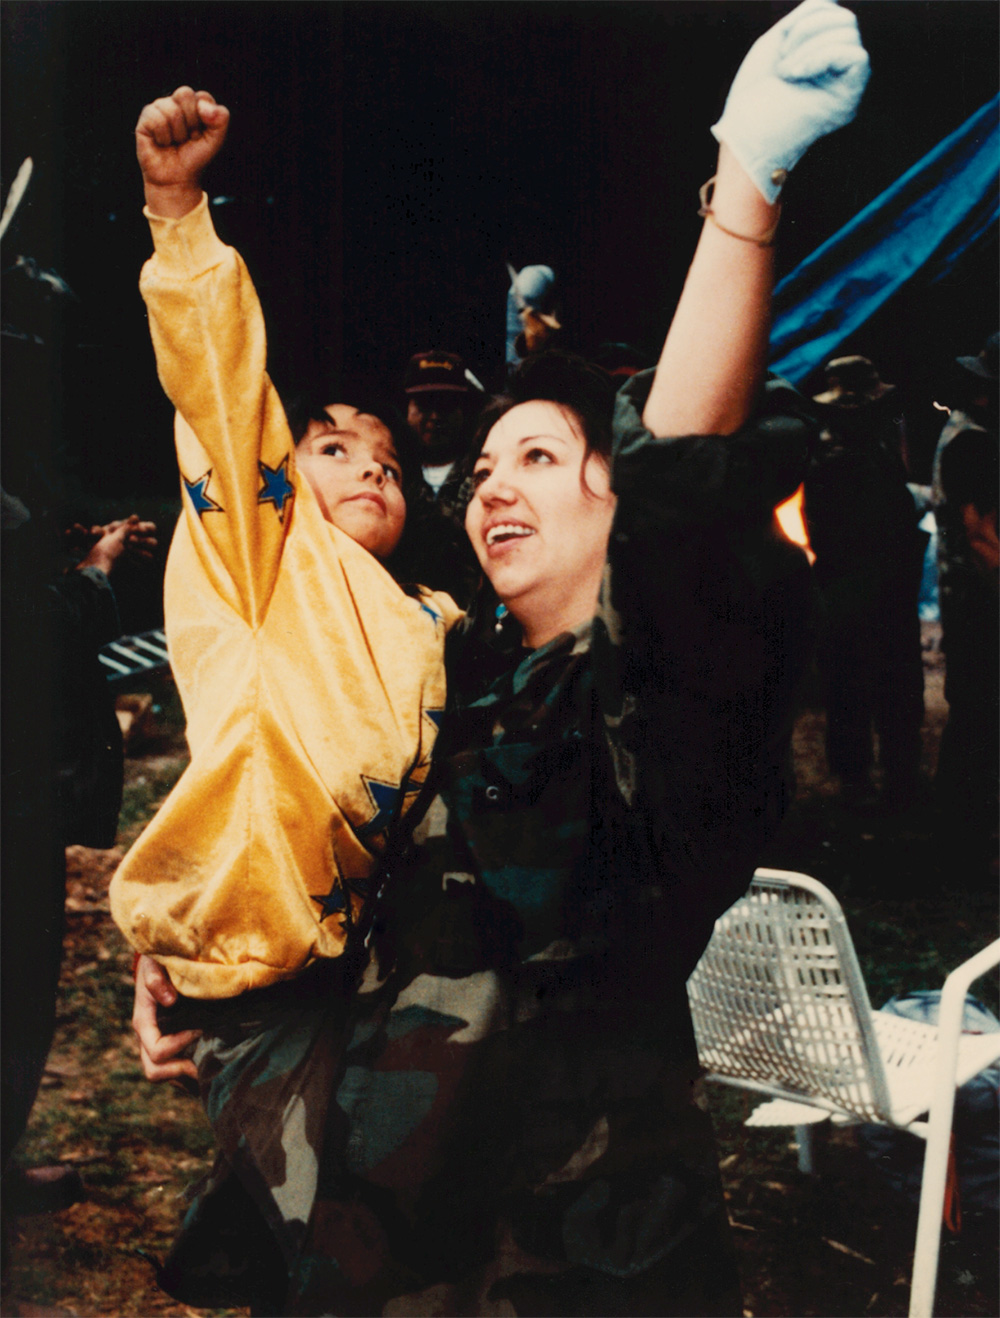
left=141, top=193, right=295, bottom=626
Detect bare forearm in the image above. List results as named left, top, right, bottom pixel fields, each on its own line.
left=643, top=145, right=777, bottom=438
left=144, top=180, right=203, bottom=219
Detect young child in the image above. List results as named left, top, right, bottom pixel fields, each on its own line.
left=110, top=87, right=462, bottom=1001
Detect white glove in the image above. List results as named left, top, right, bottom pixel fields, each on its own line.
left=711, top=0, right=870, bottom=204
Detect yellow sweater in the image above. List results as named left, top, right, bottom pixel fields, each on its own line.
left=109, top=196, right=462, bottom=998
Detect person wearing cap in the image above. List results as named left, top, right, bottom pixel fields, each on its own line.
left=804, top=354, right=926, bottom=813
left=402, top=349, right=484, bottom=605
left=402, top=349, right=477, bottom=494
left=930, top=332, right=998, bottom=859
left=812, top=354, right=909, bottom=462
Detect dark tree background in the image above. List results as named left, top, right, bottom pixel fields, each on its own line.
left=2, top=1, right=997, bottom=519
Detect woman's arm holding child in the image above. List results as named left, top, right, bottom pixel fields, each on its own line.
left=131, top=955, right=200, bottom=1083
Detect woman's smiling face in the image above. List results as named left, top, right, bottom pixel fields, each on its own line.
left=465, top=400, right=616, bottom=648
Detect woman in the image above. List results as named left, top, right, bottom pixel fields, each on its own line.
left=134, top=3, right=869, bottom=1312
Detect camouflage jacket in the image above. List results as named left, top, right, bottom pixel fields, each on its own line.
left=381, top=369, right=816, bottom=986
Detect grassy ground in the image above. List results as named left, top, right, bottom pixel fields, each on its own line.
left=3, top=640, right=997, bottom=1317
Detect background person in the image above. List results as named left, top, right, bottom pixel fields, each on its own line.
left=2, top=503, right=156, bottom=1208
left=399, top=350, right=485, bottom=604
left=402, top=349, right=481, bottom=495
left=930, top=332, right=998, bottom=863
left=932, top=331, right=998, bottom=651
left=933, top=419, right=999, bottom=870
left=805, top=354, right=926, bottom=812
left=506, top=263, right=563, bottom=371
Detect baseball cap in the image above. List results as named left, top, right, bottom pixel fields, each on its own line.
left=403, top=351, right=471, bottom=395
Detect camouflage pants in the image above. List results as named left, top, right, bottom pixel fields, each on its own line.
left=155, top=959, right=354, bottom=1314
left=154, top=955, right=740, bottom=1317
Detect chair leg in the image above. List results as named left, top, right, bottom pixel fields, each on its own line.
left=795, top=1124, right=815, bottom=1175
left=908, top=938, right=1000, bottom=1318
left=909, top=1123, right=949, bottom=1318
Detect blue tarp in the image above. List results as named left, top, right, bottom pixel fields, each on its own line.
left=769, top=95, right=1000, bottom=384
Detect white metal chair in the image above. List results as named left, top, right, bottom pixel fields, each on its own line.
left=685, top=867, right=1000, bottom=1318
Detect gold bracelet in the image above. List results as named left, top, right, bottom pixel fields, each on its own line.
left=698, top=177, right=781, bottom=248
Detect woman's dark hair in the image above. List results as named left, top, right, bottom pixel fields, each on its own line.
left=469, top=351, right=616, bottom=475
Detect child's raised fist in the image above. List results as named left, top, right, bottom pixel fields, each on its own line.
left=136, top=86, right=229, bottom=216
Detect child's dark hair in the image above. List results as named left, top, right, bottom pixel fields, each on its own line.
left=282, top=390, right=423, bottom=505
left=469, top=351, right=616, bottom=477
left=281, top=390, right=427, bottom=581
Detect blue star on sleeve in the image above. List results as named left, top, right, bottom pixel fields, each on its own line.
left=183, top=471, right=223, bottom=517
left=355, top=776, right=403, bottom=840
left=424, top=709, right=444, bottom=733
left=258, top=456, right=295, bottom=520
left=418, top=598, right=443, bottom=628
left=311, top=882, right=348, bottom=922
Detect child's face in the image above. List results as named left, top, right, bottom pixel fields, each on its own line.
left=296, top=406, right=406, bottom=560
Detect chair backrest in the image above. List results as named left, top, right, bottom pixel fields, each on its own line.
left=687, top=868, right=893, bottom=1123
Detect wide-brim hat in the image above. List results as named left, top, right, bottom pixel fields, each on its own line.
left=956, top=332, right=999, bottom=382
left=404, top=350, right=471, bottom=395
left=812, top=355, right=895, bottom=408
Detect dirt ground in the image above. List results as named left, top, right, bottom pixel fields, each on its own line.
left=3, top=628, right=998, bottom=1318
